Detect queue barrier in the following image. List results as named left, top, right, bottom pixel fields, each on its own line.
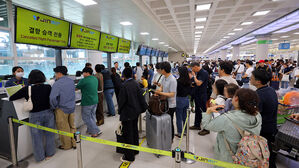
left=9, top=117, right=249, bottom=168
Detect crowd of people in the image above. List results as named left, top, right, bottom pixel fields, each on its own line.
left=4, top=58, right=299, bottom=167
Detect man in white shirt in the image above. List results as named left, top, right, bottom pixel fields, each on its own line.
left=234, top=60, right=245, bottom=81
left=242, top=60, right=256, bottom=90
left=135, top=62, right=143, bottom=82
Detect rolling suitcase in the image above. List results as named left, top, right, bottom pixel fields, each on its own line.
left=146, top=112, right=172, bottom=155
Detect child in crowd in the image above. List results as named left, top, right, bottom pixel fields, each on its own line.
left=221, top=83, right=240, bottom=114
left=140, top=75, right=148, bottom=88
left=212, top=79, right=228, bottom=106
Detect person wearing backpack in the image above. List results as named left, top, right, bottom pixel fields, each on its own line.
left=202, top=88, right=263, bottom=167
left=250, top=69, right=278, bottom=168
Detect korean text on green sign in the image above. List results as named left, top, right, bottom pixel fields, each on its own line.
left=117, top=38, right=131, bottom=53
left=99, top=33, right=119, bottom=53
left=15, top=7, right=70, bottom=47
left=70, top=24, right=101, bottom=50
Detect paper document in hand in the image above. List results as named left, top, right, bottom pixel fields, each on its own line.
left=5, top=85, right=22, bottom=97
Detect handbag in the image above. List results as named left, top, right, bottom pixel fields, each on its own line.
left=281, top=74, right=290, bottom=82
left=148, top=95, right=168, bottom=115
left=23, top=86, right=33, bottom=112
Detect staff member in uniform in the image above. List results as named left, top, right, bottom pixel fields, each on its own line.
left=5, top=66, right=28, bottom=87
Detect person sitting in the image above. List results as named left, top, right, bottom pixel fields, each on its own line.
left=222, top=83, right=239, bottom=113
left=10, top=70, right=55, bottom=162
left=139, top=75, right=148, bottom=88
left=118, top=67, right=147, bottom=162
left=5, top=66, right=28, bottom=87
left=202, top=88, right=262, bottom=164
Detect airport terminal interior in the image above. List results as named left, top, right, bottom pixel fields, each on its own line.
left=0, top=0, right=299, bottom=168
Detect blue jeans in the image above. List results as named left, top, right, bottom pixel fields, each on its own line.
left=176, top=96, right=189, bottom=134
left=242, top=83, right=249, bottom=89
left=81, top=104, right=100, bottom=134
left=104, top=89, right=115, bottom=115
left=236, top=73, right=242, bottom=81
left=29, top=109, right=56, bottom=162
left=281, top=81, right=289, bottom=89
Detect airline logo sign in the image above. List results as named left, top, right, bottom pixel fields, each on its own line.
left=71, top=24, right=100, bottom=50
left=278, top=43, right=290, bottom=50
left=16, top=7, right=70, bottom=47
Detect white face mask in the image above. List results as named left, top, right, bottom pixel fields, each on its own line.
left=15, top=72, right=24, bottom=78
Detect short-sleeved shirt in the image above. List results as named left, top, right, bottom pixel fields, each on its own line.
left=245, top=67, right=254, bottom=78
left=162, top=74, right=177, bottom=108
left=76, top=75, right=98, bottom=106
left=194, top=68, right=209, bottom=95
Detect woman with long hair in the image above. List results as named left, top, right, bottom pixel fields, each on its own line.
left=175, top=66, right=192, bottom=138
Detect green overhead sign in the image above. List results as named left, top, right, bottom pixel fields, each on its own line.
left=257, top=40, right=272, bottom=44
left=117, top=38, right=131, bottom=53
left=15, top=7, right=70, bottom=47
left=70, top=24, right=101, bottom=50
left=99, top=33, right=119, bottom=53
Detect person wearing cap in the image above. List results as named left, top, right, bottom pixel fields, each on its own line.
left=50, top=66, right=76, bottom=150
left=76, top=67, right=101, bottom=137
left=257, top=60, right=272, bottom=80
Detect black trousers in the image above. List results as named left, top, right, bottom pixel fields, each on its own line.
left=260, top=132, right=277, bottom=168
left=122, top=117, right=139, bottom=161
left=194, top=94, right=207, bottom=127
left=167, top=108, right=175, bottom=141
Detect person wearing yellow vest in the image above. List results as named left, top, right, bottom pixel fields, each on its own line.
left=5, top=66, right=28, bottom=87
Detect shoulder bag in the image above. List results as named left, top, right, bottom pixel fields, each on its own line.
left=23, top=86, right=33, bottom=112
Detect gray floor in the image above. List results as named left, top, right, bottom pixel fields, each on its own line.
left=0, top=112, right=298, bottom=168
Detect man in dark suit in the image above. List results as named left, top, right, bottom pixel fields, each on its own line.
left=118, top=67, right=148, bottom=162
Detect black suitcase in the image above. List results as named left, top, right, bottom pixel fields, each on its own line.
left=274, top=117, right=299, bottom=160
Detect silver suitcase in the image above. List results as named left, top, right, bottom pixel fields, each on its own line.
left=146, top=112, right=172, bottom=154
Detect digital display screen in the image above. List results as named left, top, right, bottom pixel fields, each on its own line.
left=164, top=52, right=168, bottom=57
left=151, top=49, right=157, bottom=56
left=117, top=38, right=131, bottom=53
left=15, top=7, right=70, bottom=47
left=99, top=33, right=119, bottom=52
left=138, top=45, right=147, bottom=55
left=70, top=24, right=100, bottom=50
left=160, top=51, right=165, bottom=57
left=156, top=50, right=160, bottom=56
left=146, top=47, right=152, bottom=56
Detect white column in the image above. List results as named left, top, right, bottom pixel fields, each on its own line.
left=256, top=35, right=271, bottom=61
left=232, top=44, right=240, bottom=61
left=220, top=49, right=227, bottom=60
left=87, top=50, right=102, bottom=70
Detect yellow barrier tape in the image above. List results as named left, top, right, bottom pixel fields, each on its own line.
left=184, top=153, right=249, bottom=168
left=119, top=162, right=130, bottom=168
left=12, top=118, right=249, bottom=168
left=80, top=135, right=173, bottom=157
left=178, top=110, right=189, bottom=148
left=12, top=118, right=74, bottom=138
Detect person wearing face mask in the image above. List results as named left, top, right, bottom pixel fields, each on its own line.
left=50, top=66, right=76, bottom=150
left=5, top=66, right=28, bottom=87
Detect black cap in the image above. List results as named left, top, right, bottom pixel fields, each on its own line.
left=54, top=66, right=68, bottom=75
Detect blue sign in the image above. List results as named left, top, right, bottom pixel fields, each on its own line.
left=278, top=43, right=290, bottom=50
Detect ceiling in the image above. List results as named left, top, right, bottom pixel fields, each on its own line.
left=9, top=0, right=299, bottom=56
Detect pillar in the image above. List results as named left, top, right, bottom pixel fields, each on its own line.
left=220, top=49, right=227, bottom=60
left=107, top=53, right=112, bottom=69
left=55, top=49, right=62, bottom=66
left=256, top=35, right=271, bottom=61
left=232, top=44, right=240, bottom=61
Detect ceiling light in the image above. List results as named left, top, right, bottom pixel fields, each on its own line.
left=228, top=33, right=235, bottom=35
left=233, top=28, right=242, bottom=31
left=195, top=26, right=204, bottom=29
left=274, top=23, right=299, bottom=33
left=74, top=0, right=97, bottom=6
left=159, top=42, right=165, bottom=44
left=120, top=21, right=133, bottom=26
left=152, top=38, right=159, bottom=41
left=196, top=3, right=212, bottom=11
left=271, top=39, right=278, bottom=40
left=223, top=36, right=230, bottom=39
left=241, top=21, right=253, bottom=25
left=195, top=35, right=201, bottom=38
left=195, top=17, right=207, bottom=22
left=252, top=10, right=271, bottom=16
left=280, top=36, right=289, bottom=38
left=164, top=44, right=169, bottom=47
left=195, top=31, right=202, bottom=34
left=140, top=32, right=149, bottom=35
left=0, top=17, right=4, bottom=21
left=294, top=32, right=299, bottom=35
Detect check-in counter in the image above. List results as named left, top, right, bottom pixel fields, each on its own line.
left=0, top=88, right=118, bottom=162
